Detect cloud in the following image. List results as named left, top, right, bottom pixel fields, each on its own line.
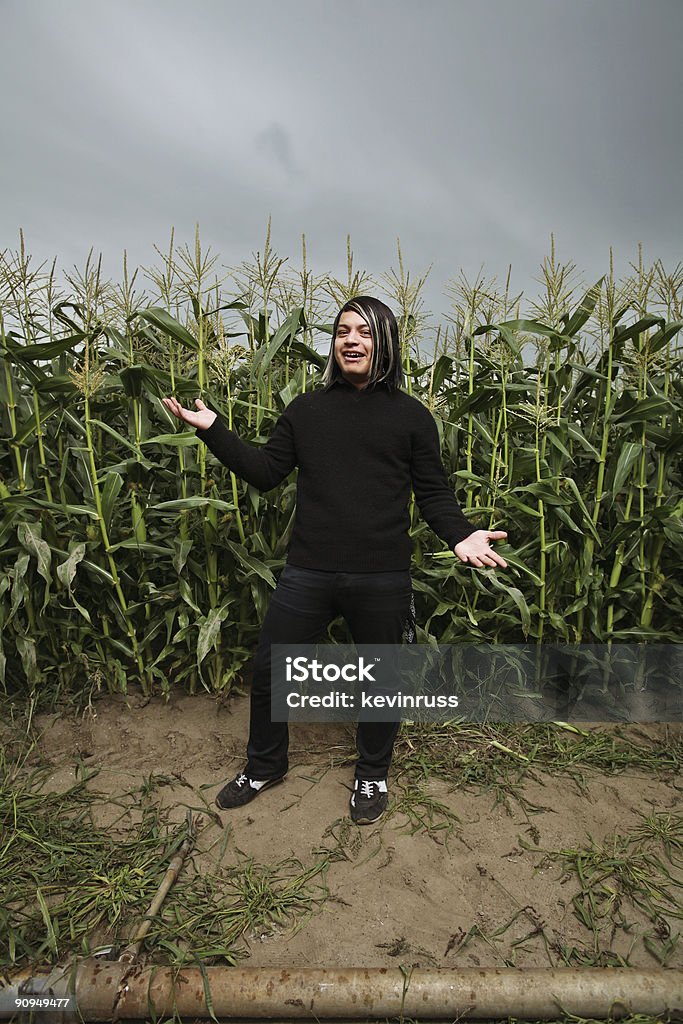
left=2, top=0, right=681, bottom=323
left=253, top=123, right=297, bottom=178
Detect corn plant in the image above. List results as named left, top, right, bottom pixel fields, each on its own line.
left=1, top=228, right=681, bottom=702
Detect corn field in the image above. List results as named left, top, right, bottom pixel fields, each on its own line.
left=1, top=227, right=682, bottom=700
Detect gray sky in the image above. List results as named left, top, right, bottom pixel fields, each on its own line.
left=2, top=0, right=682, bottom=334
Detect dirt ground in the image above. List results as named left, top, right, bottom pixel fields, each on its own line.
left=28, top=687, right=683, bottom=971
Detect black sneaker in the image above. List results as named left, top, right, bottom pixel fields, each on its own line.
left=215, top=770, right=286, bottom=810
left=349, top=778, right=388, bottom=824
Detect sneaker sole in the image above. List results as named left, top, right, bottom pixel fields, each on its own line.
left=351, top=810, right=385, bottom=825
left=350, top=803, right=387, bottom=825
left=215, top=774, right=286, bottom=811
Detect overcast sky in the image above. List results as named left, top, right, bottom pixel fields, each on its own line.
left=2, top=0, right=682, bottom=334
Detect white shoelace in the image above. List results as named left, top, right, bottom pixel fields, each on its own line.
left=236, top=772, right=268, bottom=790
left=355, top=779, right=388, bottom=799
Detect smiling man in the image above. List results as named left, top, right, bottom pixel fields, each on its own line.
left=335, top=308, right=374, bottom=385
left=163, top=296, right=508, bottom=824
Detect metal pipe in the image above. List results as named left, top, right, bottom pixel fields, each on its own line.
left=2, top=962, right=682, bottom=1021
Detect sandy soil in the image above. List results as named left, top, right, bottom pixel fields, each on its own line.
left=23, top=687, right=683, bottom=971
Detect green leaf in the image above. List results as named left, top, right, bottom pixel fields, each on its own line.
left=106, top=540, right=175, bottom=556
left=552, top=506, right=583, bottom=534
left=119, top=363, right=167, bottom=399
left=35, top=501, right=100, bottom=520
left=224, top=540, right=277, bottom=588
left=430, top=354, right=454, bottom=394
left=56, top=542, right=85, bottom=589
left=483, top=572, right=531, bottom=638
left=563, top=278, right=604, bottom=337
left=9, top=553, right=30, bottom=624
left=246, top=484, right=261, bottom=516
left=55, top=543, right=91, bottom=623
left=7, top=332, right=86, bottom=361
left=253, top=307, right=305, bottom=380
left=494, top=551, right=543, bottom=586
left=100, top=471, right=124, bottom=534
left=448, top=388, right=502, bottom=419
left=17, top=522, right=52, bottom=612
left=17, top=522, right=51, bottom=585
left=501, top=495, right=543, bottom=519
left=519, top=481, right=566, bottom=506
left=178, top=577, right=201, bottom=614
left=119, top=365, right=145, bottom=398
left=36, top=888, right=58, bottom=954
left=476, top=318, right=571, bottom=348
left=138, top=308, right=199, bottom=350
left=141, top=431, right=200, bottom=448
left=607, top=441, right=641, bottom=498
left=288, top=338, right=326, bottom=368
left=149, top=497, right=235, bottom=513
left=613, top=395, right=673, bottom=424
left=560, top=476, right=601, bottom=543
left=613, top=315, right=664, bottom=345
left=453, top=469, right=490, bottom=485
left=566, top=423, right=601, bottom=460
left=15, top=400, right=66, bottom=443
left=311, top=320, right=334, bottom=336
left=545, top=428, right=575, bottom=464
left=277, top=380, right=300, bottom=407
left=34, top=373, right=81, bottom=396
left=197, top=605, right=231, bottom=667
left=81, top=559, right=115, bottom=585
left=173, top=539, right=193, bottom=575
left=648, top=319, right=683, bottom=353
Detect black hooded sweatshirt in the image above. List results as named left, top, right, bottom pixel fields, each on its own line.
left=196, top=378, right=476, bottom=572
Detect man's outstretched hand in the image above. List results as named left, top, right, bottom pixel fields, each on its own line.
left=454, top=530, right=508, bottom=569
left=162, top=397, right=217, bottom=431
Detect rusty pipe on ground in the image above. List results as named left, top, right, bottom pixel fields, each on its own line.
left=1, top=962, right=682, bottom=1021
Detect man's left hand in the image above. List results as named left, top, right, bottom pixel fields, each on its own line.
left=454, top=530, right=508, bottom=569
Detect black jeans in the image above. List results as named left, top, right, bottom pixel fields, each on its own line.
left=246, top=564, right=414, bottom=781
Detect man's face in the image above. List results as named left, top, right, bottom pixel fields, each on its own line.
left=334, top=310, right=373, bottom=389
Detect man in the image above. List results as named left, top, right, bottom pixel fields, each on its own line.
left=162, top=296, right=507, bottom=824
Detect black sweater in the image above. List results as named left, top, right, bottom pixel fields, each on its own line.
left=195, top=379, right=476, bottom=571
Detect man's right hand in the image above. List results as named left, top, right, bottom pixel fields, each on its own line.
left=162, top=396, right=217, bottom=431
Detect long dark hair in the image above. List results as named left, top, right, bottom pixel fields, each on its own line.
left=321, top=296, right=404, bottom=391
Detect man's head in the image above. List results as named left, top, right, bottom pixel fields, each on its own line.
left=321, top=296, right=404, bottom=391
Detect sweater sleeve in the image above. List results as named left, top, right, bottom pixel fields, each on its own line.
left=410, top=407, right=477, bottom=548
left=195, top=409, right=297, bottom=491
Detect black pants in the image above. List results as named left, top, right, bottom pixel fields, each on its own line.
left=246, top=564, right=414, bottom=781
